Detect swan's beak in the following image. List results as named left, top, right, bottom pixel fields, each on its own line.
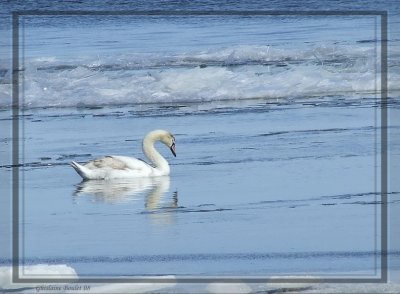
left=170, top=143, right=176, bottom=157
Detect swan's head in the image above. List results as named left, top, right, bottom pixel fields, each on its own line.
left=147, top=129, right=176, bottom=157
left=161, top=132, right=176, bottom=157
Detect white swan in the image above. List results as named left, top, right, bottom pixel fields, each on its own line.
left=70, top=129, right=176, bottom=180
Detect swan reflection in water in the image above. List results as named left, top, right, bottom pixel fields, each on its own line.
left=73, top=176, right=178, bottom=225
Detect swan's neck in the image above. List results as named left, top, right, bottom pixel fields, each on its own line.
left=143, top=135, right=170, bottom=175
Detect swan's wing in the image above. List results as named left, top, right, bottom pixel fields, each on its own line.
left=84, top=156, right=151, bottom=171
left=84, top=156, right=126, bottom=170
left=110, top=156, right=153, bottom=170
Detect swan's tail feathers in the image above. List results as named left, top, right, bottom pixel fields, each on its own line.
left=70, top=161, right=91, bottom=180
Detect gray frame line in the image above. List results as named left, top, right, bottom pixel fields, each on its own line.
left=380, top=10, right=388, bottom=283
left=12, top=11, right=20, bottom=285
left=11, top=10, right=388, bottom=284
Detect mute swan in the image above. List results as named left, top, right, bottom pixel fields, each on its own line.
left=70, top=129, right=176, bottom=180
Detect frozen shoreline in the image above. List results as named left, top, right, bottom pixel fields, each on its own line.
left=2, top=265, right=400, bottom=293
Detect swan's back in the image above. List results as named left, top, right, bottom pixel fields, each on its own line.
left=84, top=156, right=128, bottom=170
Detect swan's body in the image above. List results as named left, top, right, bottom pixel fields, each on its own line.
left=70, top=130, right=176, bottom=180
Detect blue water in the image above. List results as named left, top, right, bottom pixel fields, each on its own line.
left=2, top=98, right=388, bottom=278
left=0, top=0, right=399, bottom=284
